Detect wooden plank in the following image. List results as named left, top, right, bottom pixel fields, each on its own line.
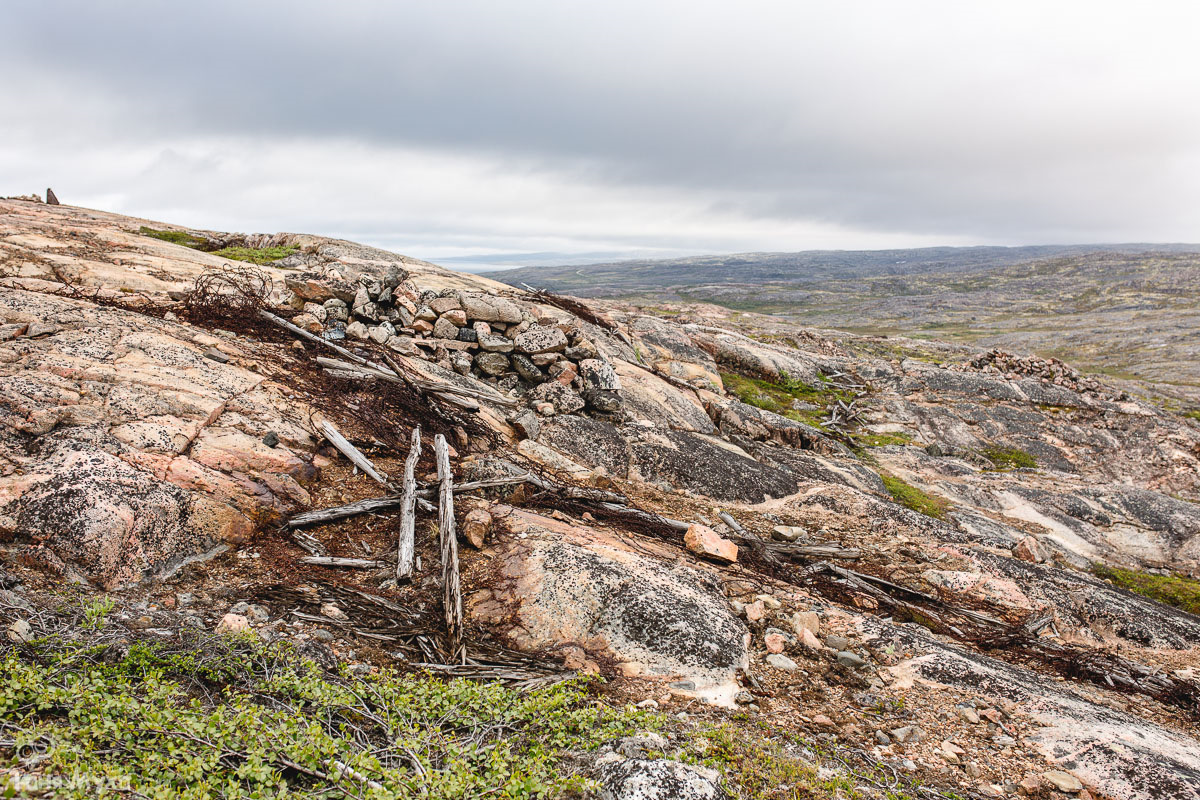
left=299, top=556, right=384, bottom=568
left=435, top=434, right=464, bottom=663
left=397, top=426, right=421, bottom=579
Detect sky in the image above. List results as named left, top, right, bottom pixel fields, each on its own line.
left=4, top=1, right=1200, bottom=266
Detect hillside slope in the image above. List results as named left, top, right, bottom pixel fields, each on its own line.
left=1, top=198, right=1199, bottom=800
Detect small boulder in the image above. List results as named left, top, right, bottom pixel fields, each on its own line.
left=508, top=409, right=541, bottom=440
left=1013, top=535, right=1044, bottom=563
left=598, top=758, right=728, bottom=800
left=771, top=525, right=805, bottom=542
left=478, top=333, right=515, bottom=353
left=766, top=653, right=798, bottom=671
left=441, top=309, right=468, bottom=327
left=476, top=352, right=511, bottom=377
left=683, top=524, right=738, bottom=564
left=511, top=354, right=546, bottom=383
left=515, top=325, right=568, bottom=355
left=429, top=296, right=461, bottom=314
left=1042, top=771, right=1083, bottom=793
left=346, top=321, right=369, bottom=340
left=791, top=611, right=820, bottom=637
left=216, top=613, right=251, bottom=634
left=433, top=317, right=459, bottom=340
left=462, top=508, right=493, bottom=549
left=323, top=299, right=350, bottom=322
left=579, top=358, right=621, bottom=391
left=7, top=618, right=32, bottom=643
left=528, top=381, right=586, bottom=414
left=291, top=312, right=324, bottom=333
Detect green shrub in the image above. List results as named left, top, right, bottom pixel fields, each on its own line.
left=980, top=445, right=1037, bottom=471
left=853, top=431, right=914, bottom=448
left=0, top=637, right=650, bottom=799
left=138, top=226, right=208, bottom=249
left=1091, top=564, right=1200, bottom=615
left=211, top=245, right=300, bottom=265
left=720, top=370, right=853, bottom=429
left=881, top=474, right=949, bottom=519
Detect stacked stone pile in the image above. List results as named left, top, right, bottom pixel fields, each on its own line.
left=285, top=269, right=621, bottom=416
left=958, top=348, right=1123, bottom=400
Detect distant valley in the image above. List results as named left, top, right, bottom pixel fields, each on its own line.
left=488, top=244, right=1200, bottom=403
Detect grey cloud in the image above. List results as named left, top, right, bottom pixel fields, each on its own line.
left=3, top=1, right=1200, bottom=251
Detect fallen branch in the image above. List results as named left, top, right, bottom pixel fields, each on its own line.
left=320, top=420, right=390, bottom=488
left=397, top=427, right=421, bottom=579
left=287, top=494, right=434, bottom=528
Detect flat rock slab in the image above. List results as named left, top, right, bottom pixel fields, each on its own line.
left=631, top=430, right=798, bottom=503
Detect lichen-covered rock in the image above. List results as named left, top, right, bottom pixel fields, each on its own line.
left=458, top=292, right=524, bottom=323
left=0, top=287, right=319, bottom=588
left=613, top=360, right=714, bottom=433
left=510, top=353, right=545, bottom=383
left=597, top=758, right=728, bottom=800
left=432, top=316, right=459, bottom=339
left=632, top=431, right=798, bottom=503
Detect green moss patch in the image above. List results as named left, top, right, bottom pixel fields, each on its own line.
left=1091, top=564, right=1200, bottom=615
left=720, top=370, right=853, bottom=429
left=852, top=431, right=914, bottom=448
left=980, top=445, right=1037, bottom=471
left=881, top=474, right=950, bottom=519
left=211, top=244, right=300, bottom=265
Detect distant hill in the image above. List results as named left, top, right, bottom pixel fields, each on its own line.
left=484, top=243, right=1200, bottom=296
left=486, top=243, right=1200, bottom=400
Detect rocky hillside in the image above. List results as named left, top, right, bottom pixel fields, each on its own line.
left=1, top=197, right=1199, bottom=800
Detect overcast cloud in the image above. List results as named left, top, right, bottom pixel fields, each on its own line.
left=4, top=1, right=1199, bottom=262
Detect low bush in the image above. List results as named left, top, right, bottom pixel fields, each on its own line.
left=1091, top=564, right=1200, bottom=615
left=0, top=636, right=649, bottom=799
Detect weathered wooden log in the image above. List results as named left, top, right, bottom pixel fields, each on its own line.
left=397, top=426, right=421, bottom=579
left=320, top=420, right=390, bottom=487
left=299, top=556, right=385, bottom=568
left=435, top=434, right=464, bottom=663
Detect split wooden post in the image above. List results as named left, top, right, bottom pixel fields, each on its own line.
left=397, top=426, right=421, bottom=579
left=435, top=434, right=464, bottom=663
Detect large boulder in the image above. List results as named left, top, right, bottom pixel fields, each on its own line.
left=472, top=508, right=749, bottom=700
left=613, top=360, right=714, bottom=433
